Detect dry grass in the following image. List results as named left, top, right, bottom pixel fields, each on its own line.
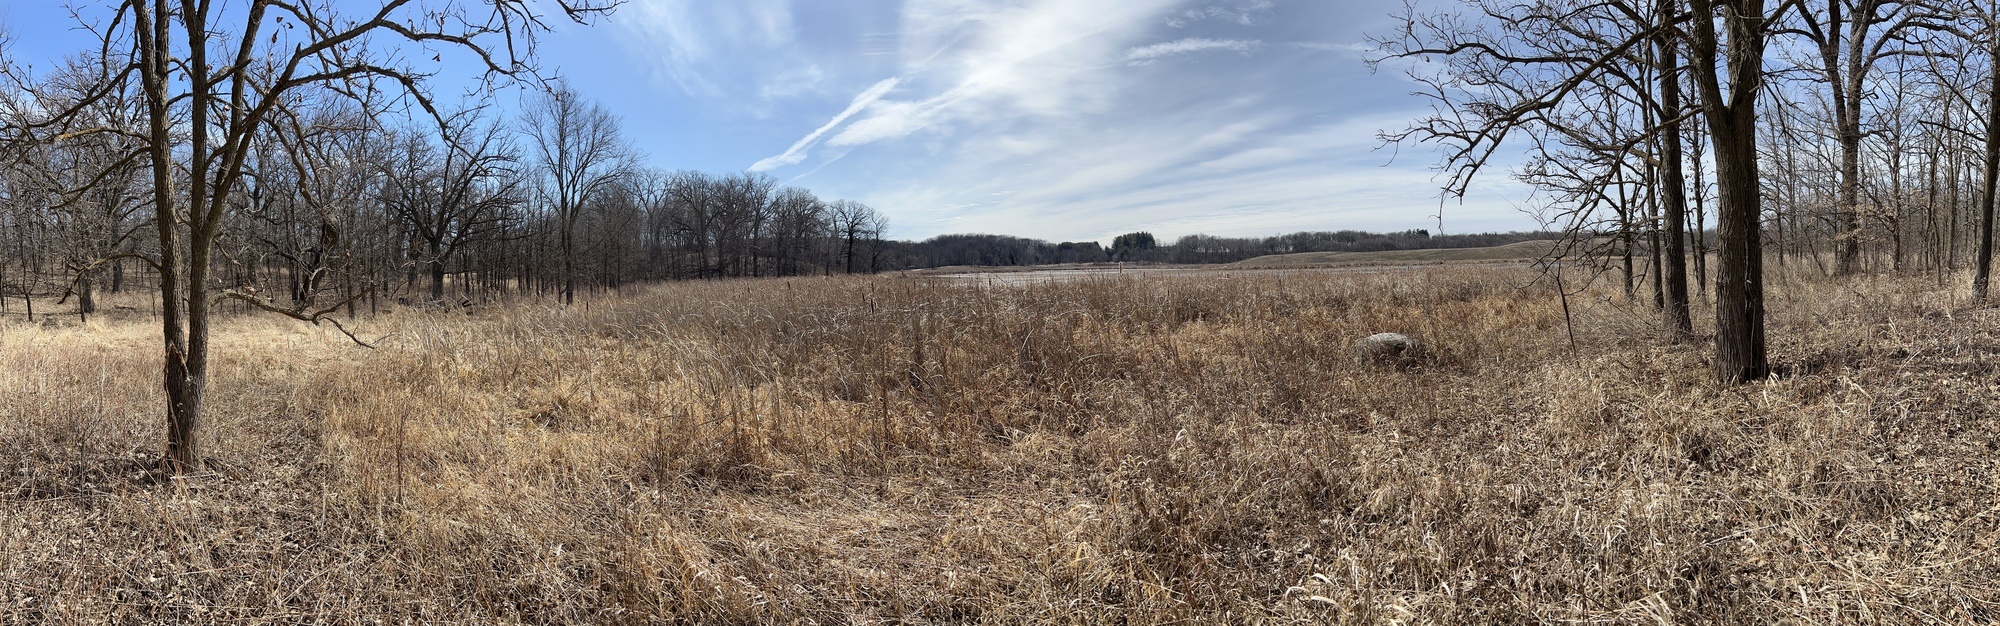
left=2, top=265, right=1998, bottom=623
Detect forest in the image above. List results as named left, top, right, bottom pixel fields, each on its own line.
left=1372, top=0, right=2000, bottom=383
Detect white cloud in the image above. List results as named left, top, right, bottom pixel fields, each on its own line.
left=1290, top=41, right=1370, bottom=54
left=1194, top=146, right=1307, bottom=172
left=841, top=105, right=1533, bottom=242
left=750, top=77, right=902, bottom=171
left=1165, top=1, right=1275, bottom=28
left=1122, top=37, right=1260, bottom=64
left=617, top=0, right=810, bottom=101
left=823, top=0, right=1179, bottom=146
left=758, top=64, right=829, bottom=102
left=743, top=0, right=1185, bottom=159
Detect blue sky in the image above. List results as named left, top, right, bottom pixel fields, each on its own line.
left=2, top=0, right=1536, bottom=243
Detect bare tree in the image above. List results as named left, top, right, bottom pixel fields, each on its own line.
left=523, top=84, right=630, bottom=305
left=1964, top=1, right=2000, bottom=301
left=73, top=0, right=617, bottom=473
left=829, top=200, right=887, bottom=275
left=1377, top=0, right=1779, bottom=381
left=383, top=109, right=524, bottom=301
left=1651, top=0, right=1694, bottom=339
left=1784, top=0, right=1943, bottom=276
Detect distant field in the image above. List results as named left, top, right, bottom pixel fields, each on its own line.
left=1230, top=239, right=1565, bottom=268
left=913, top=240, right=1569, bottom=285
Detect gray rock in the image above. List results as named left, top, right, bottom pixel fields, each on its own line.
left=1353, top=332, right=1423, bottom=365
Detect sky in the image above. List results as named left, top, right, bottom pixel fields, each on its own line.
left=0, top=0, right=1539, bottom=244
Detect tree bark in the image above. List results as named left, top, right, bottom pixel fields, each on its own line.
left=431, top=243, right=448, bottom=302
left=78, top=273, right=95, bottom=317
left=1975, top=30, right=2000, bottom=302
left=1690, top=0, right=1770, bottom=383
left=1655, top=9, right=1693, bottom=340
left=134, top=0, right=204, bottom=473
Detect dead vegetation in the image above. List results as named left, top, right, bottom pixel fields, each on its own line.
left=1228, top=239, right=1563, bottom=268
left=1, top=265, right=1997, bottom=623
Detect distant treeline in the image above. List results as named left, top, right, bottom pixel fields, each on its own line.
left=879, top=229, right=1560, bottom=269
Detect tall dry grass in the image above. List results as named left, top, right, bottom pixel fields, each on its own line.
left=1, top=265, right=1996, bottom=623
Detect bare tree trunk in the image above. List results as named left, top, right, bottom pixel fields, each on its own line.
left=78, top=272, right=95, bottom=317
left=1692, top=0, right=1770, bottom=383
left=1619, top=164, right=1636, bottom=300
left=1656, top=15, right=1693, bottom=339
left=430, top=244, right=447, bottom=302
left=561, top=225, right=576, bottom=305
left=134, top=1, right=202, bottom=473
left=1690, top=116, right=1711, bottom=297
left=1976, top=34, right=2000, bottom=302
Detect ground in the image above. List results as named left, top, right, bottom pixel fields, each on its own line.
left=1, top=265, right=1996, bottom=623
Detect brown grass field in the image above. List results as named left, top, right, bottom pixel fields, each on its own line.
left=2, top=264, right=1997, bottom=623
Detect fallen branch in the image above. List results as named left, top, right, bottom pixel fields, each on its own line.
left=218, top=288, right=380, bottom=348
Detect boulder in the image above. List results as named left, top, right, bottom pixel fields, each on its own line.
left=1352, top=332, right=1423, bottom=366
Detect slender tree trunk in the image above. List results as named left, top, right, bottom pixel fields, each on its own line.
left=1619, top=167, right=1636, bottom=300
left=136, top=1, right=203, bottom=473
left=1656, top=18, right=1693, bottom=339
left=1927, top=137, right=1942, bottom=281
left=1690, top=120, right=1711, bottom=297
left=1976, top=33, right=2000, bottom=302
left=561, top=215, right=577, bottom=305
left=1889, top=134, right=1906, bottom=273
left=1950, top=145, right=1963, bottom=271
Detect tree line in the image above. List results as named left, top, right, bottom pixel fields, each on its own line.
left=0, top=79, right=897, bottom=320
left=1378, top=0, right=2000, bottom=383
left=875, top=229, right=1559, bottom=267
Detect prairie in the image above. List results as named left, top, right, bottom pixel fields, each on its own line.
left=1, top=265, right=1996, bottom=623
left=1228, top=239, right=1564, bottom=268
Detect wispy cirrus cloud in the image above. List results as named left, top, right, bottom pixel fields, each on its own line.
left=814, top=0, right=1180, bottom=148
left=1164, top=0, right=1276, bottom=27
left=1122, top=37, right=1261, bottom=64
left=616, top=0, right=850, bottom=112
left=749, top=77, right=901, bottom=172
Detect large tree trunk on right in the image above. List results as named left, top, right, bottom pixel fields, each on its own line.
left=1974, top=37, right=2000, bottom=303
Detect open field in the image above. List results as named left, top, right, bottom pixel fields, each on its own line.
left=1230, top=239, right=1566, bottom=268
left=3, top=265, right=1998, bottom=623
